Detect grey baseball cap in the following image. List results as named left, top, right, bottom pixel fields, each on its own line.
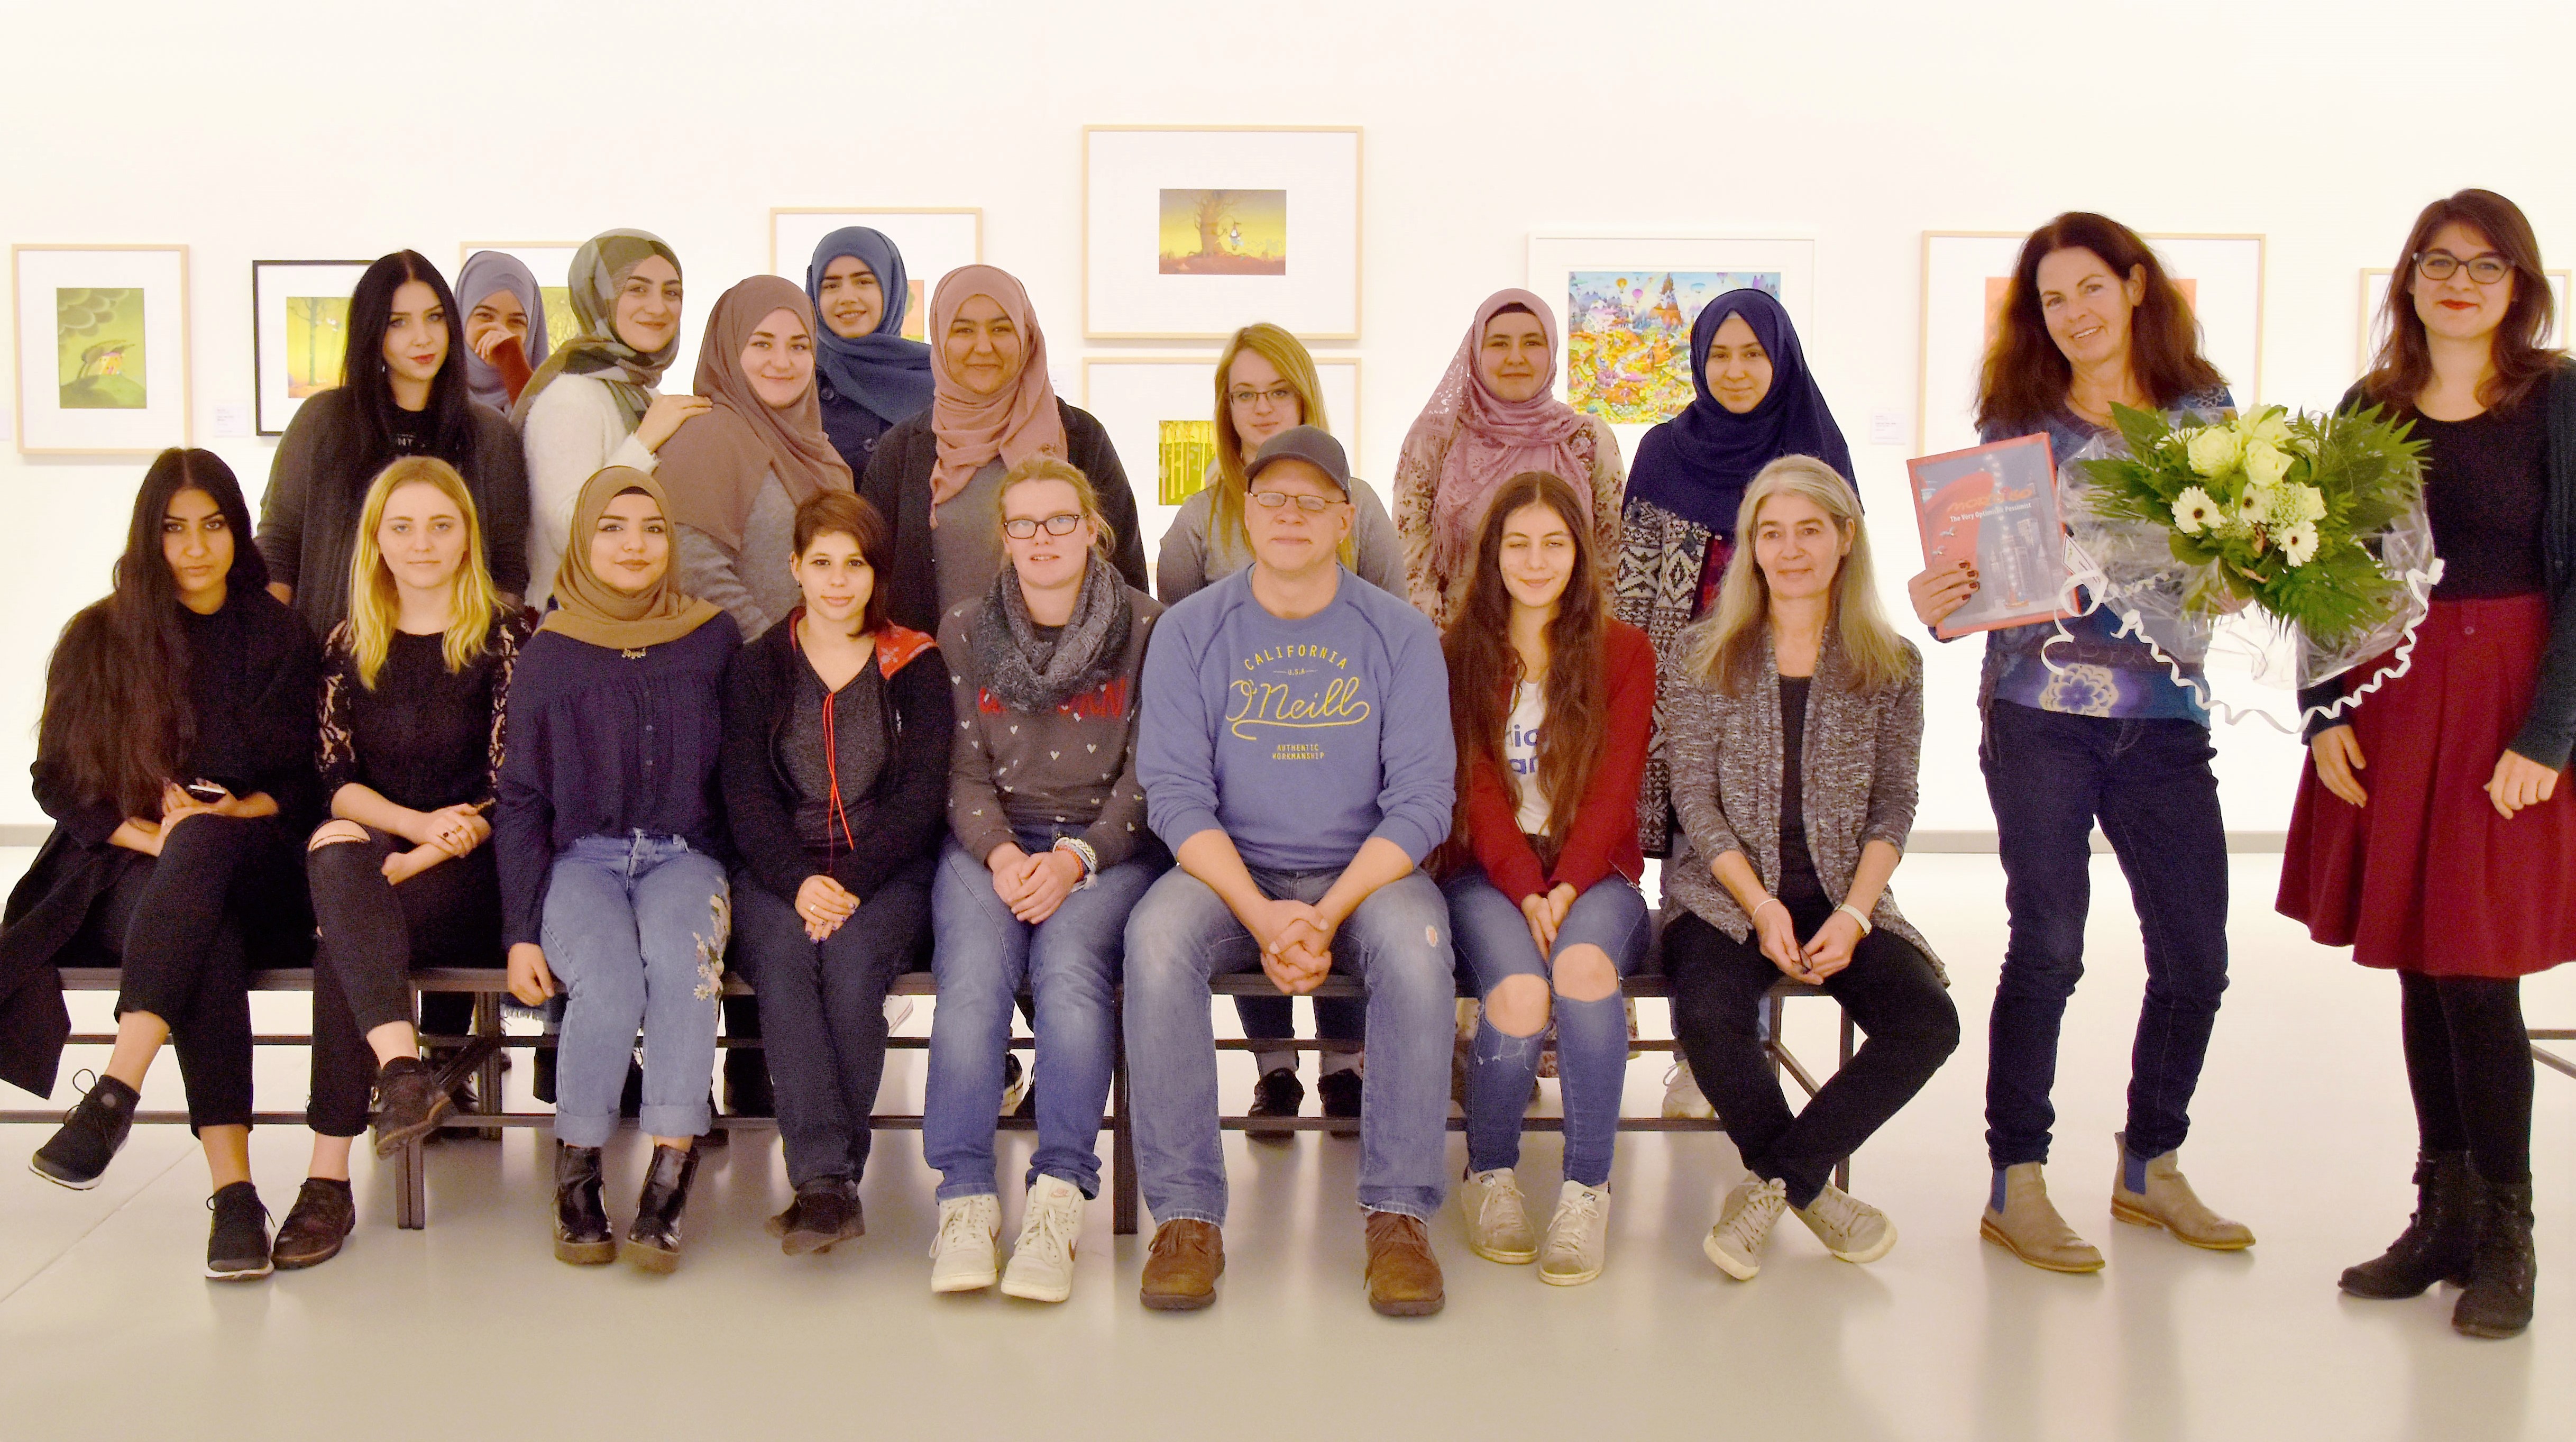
left=1244, top=425, right=1351, bottom=496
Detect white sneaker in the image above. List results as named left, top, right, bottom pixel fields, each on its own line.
left=1795, top=1181, right=1897, bottom=1264
left=929, top=1193, right=1001, bottom=1293
left=1460, top=1167, right=1537, bottom=1264
left=1539, top=1180, right=1610, bottom=1285
left=1662, top=1060, right=1716, bottom=1120
left=883, top=996, right=915, bottom=1030
left=1703, top=1172, right=1788, bottom=1280
left=1000, top=1175, right=1085, bottom=1303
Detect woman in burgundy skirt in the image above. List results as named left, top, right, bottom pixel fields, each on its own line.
left=2280, top=188, right=2574, bottom=1340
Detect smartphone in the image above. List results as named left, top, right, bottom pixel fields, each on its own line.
left=182, top=780, right=228, bottom=803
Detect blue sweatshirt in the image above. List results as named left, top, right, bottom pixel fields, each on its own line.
left=1139, top=565, right=1454, bottom=873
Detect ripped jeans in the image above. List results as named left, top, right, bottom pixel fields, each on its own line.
left=541, top=832, right=730, bottom=1146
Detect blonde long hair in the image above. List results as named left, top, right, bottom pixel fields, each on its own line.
left=1209, top=323, right=1353, bottom=568
left=1682, top=455, right=1909, bottom=695
left=343, top=456, right=503, bottom=688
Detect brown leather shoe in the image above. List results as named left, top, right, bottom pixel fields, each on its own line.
left=1140, top=1219, right=1223, bottom=1310
left=1364, top=1210, right=1445, bottom=1316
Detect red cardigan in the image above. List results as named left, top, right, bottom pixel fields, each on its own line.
left=1459, top=618, right=1654, bottom=903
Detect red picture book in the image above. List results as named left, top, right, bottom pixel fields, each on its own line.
left=1907, top=432, right=2073, bottom=640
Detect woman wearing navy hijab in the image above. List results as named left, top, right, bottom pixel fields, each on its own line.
left=806, top=227, right=937, bottom=472
left=1610, top=288, right=1853, bottom=1118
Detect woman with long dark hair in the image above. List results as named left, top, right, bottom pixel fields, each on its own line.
left=1441, top=470, right=1653, bottom=1286
left=1905, top=212, right=2247, bottom=1274
left=10, top=449, right=320, bottom=1281
left=2281, top=189, right=2571, bottom=1339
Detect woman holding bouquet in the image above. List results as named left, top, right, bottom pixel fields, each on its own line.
left=2280, top=189, right=2571, bottom=1340
left=1905, top=212, right=2250, bottom=1274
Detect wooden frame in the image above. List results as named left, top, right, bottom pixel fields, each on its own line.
left=1081, top=124, right=1363, bottom=341
left=250, top=258, right=370, bottom=437
left=12, top=243, right=191, bottom=456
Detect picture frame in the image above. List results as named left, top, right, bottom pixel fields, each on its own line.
left=2358, top=267, right=2570, bottom=371
left=1526, top=233, right=1818, bottom=461
left=1083, top=126, right=1362, bottom=341
left=252, top=259, right=369, bottom=436
left=1081, top=353, right=1363, bottom=581
left=12, top=244, right=191, bottom=456
left=767, top=208, right=983, bottom=343
left=456, top=242, right=583, bottom=359
left=1918, top=231, right=2265, bottom=455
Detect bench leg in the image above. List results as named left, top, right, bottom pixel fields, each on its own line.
left=1835, top=1009, right=1856, bottom=1192
left=472, top=991, right=506, bottom=1141
left=1112, top=1032, right=1138, bottom=1237
left=395, top=1136, right=426, bottom=1229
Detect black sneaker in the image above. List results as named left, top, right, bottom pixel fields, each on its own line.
left=1318, top=1069, right=1363, bottom=1138
left=206, top=1182, right=273, bottom=1281
left=31, top=1072, right=139, bottom=1190
left=773, top=1176, right=865, bottom=1256
left=370, top=1056, right=451, bottom=1157
left=270, top=1178, right=355, bottom=1270
left=1245, top=1067, right=1305, bottom=1144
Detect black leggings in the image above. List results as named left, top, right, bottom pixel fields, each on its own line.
left=305, top=827, right=501, bottom=1138
left=2400, top=971, right=2532, bottom=1185
left=89, top=813, right=304, bottom=1133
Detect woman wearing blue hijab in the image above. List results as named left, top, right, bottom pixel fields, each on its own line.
left=1611, top=288, right=1853, bottom=1119
left=806, top=227, right=937, bottom=471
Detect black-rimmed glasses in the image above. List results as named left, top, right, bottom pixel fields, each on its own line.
left=2416, top=251, right=2511, bottom=285
left=1002, top=513, right=1085, bottom=539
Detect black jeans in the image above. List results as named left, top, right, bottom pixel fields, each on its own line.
left=2401, top=971, right=2533, bottom=1185
left=731, top=866, right=929, bottom=1188
left=1666, top=905, right=1959, bottom=1207
left=89, top=813, right=304, bottom=1133
left=1233, top=995, right=1366, bottom=1062
left=305, top=828, right=502, bottom=1138
left=1981, top=700, right=2230, bottom=1167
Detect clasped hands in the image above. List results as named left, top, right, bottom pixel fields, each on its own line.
left=985, top=842, right=1085, bottom=926
left=1247, top=896, right=1335, bottom=996
left=1750, top=897, right=1862, bottom=986
left=385, top=803, right=491, bottom=884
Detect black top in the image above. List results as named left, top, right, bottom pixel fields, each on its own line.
left=1775, top=675, right=1825, bottom=906
left=858, top=399, right=1150, bottom=634
left=318, top=610, right=532, bottom=815
left=818, top=388, right=895, bottom=474
left=782, top=661, right=888, bottom=849
left=721, top=615, right=953, bottom=905
left=2420, top=400, right=2549, bottom=599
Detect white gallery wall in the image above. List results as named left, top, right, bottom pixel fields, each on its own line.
left=1, top=0, right=2566, bottom=836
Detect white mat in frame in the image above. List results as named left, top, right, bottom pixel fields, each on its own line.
left=252, top=259, right=368, bottom=437
left=1083, top=126, right=1361, bottom=342
left=13, top=244, right=191, bottom=456
left=767, top=209, right=982, bottom=343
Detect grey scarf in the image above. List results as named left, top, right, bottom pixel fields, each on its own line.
left=971, top=558, right=1132, bottom=713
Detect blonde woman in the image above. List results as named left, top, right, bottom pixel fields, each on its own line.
left=272, top=457, right=533, bottom=1269
left=1659, top=456, right=1957, bottom=1282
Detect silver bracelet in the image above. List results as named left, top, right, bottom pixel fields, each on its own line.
left=1751, top=896, right=1786, bottom=924
left=1052, top=836, right=1099, bottom=890
left=1835, top=902, right=1874, bottom=937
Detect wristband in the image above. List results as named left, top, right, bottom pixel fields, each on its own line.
left=1835, top=902, right=1874, bottom=937
left=1052, top=836, right=1099, bottom=890
left=1751, top=896, right=1786, bottom=924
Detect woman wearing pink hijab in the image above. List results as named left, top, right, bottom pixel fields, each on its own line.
left=859, top=266, right=1147, bottom=632
left=1394, top=289, right=1626, bottom=626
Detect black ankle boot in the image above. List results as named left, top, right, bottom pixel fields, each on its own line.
left=30, top=1073, right=139, bottom=1190
left=553, top=1143, right=615, bottom=1265
left=2453, top=1181, right=2537, bottom=1339
left=369, top=1056, right=451, bottom=1157
left=2340, top=1151, right=2481, bottom=1299
left=625, top=1143, right=701, bottom=1274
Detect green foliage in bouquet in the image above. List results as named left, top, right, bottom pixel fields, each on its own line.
left=2078, top=403, right=2426, bottom=651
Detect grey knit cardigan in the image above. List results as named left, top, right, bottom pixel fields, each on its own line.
left=1661, top=629, right=1941, bottom=979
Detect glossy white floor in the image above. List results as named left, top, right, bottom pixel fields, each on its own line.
left=0, top=851, right=2565, bottom=1441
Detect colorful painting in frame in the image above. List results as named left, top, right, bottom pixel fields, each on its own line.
left=1085, top=127, right=1360, bottom=340
left=768, top=209, right=983, bottom=343
left=2358, top=267, right=2569, bottom=371
left=253, top=260, right=369, bottom=436
left=12, top=245, right=190, bottom=455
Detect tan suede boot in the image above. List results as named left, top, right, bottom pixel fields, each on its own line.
left=1980, top=1162, right=2105, bottom=1273
left=2110, top=1133, right=2254, bottom=1250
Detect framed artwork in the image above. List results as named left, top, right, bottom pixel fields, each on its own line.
left=2358, top=267, right=2570, bottom=371
left=252, top=259, right=368, bottom=436
left=456, top=243, right=581, bottom=355
left=1083, top=126, right=1362, bottom=340
left=12, top=244, right=191, bottom=455
left=1081, top=354, right=1362, bottom=578
left=1526, top=234, right=1817, bottom=455
left=1918, top=231, right=2265, bottom=454
left=767, top=208, right=983, bottom=342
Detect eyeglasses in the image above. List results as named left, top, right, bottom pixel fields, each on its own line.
left=2416, top=251, right=2511, bottom=285
left=1002, top=513, right=1084, bottom=539
left=1229, top=385, right=1299, bottom=409
left=1250, top=490, right=1337, bottom=513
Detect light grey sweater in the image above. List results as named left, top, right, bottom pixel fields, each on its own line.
left=676, top=470, right=801, bottom=642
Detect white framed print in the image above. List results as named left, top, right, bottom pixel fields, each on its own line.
left=13, top=244, right=191, bottom=455
left=1083, top=126, right=1362, bottom=341
left=1918, top=231, right=2265, bottom=455
left=252, top=259, right=368, bottom=436
left=1081, top=354, right=1362, bottom=581
left=2359, top=267, right=2569, bottom=371
left=456, top=243, right=582, bottom=359
left=768, top=208, right=983, bottom=343
left=1526, top=233, right=1817, bottom=464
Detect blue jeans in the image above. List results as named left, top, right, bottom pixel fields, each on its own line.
left=1446, top=869, right=1649, bottom=1185
left=1981, top=700, right=2230, bottom=1166
left=541, top=833, right=730, bottom=1147
left=924, top=832, right=1160, bottom=1201
left=1123, top=864, right=1455, bottom=1224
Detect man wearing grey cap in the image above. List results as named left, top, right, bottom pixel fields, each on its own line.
left=1125, top=426, right=1459, bottom=1316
